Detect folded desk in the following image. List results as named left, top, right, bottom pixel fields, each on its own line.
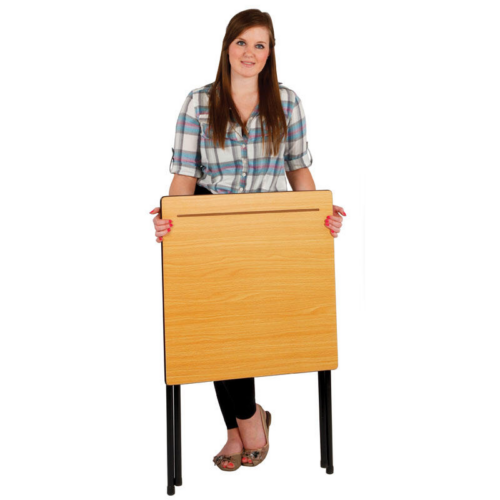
left=160, top=190, right=337, bottom=495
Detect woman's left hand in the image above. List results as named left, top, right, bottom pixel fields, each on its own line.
left=324, top=205, right=346, bottom=238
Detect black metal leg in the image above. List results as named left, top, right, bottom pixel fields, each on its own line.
left=166, top=385, right=175, bottom=495
left=324, top=371, right=334, bottom=474
left=174, top=385, right=182, bottom=486
left=318, top=371, right=327, bottom=468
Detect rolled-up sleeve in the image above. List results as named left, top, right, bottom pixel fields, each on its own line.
left=284, top=93, right=313, bottom=172
left=169, top=92, right=203, bottom=179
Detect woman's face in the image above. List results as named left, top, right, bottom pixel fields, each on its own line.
left=228, top=26, right=271, bottom=80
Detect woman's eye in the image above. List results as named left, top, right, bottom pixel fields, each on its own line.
left=236, top=41, right=265, bottom=49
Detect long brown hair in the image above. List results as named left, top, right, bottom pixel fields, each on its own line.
left=207, top=9, right=287, bottom=157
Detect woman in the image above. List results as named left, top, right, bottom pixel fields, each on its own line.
left=150, top=9, right=346, bottom=472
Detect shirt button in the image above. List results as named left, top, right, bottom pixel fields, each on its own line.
left=242, top=172, right=247, bottom=177
left=242, top=145, right=246, bottom=149
left=239, top=187, right=244, bottom=192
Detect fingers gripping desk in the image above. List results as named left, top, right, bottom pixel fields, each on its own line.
left=160, top=190, right=338, bottom=495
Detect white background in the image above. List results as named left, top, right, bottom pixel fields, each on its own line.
left=1, top=1, right=499, bottom=499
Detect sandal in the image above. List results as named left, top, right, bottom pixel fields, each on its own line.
left=241, top=404, right=272, bottom=467
left=213, top=450, right=243, bottom=472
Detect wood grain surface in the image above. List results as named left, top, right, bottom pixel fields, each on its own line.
left=160, top=190, right=338, bottom=385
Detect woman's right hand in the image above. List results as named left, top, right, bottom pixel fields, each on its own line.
left=150, top=207, right=173, bottom=243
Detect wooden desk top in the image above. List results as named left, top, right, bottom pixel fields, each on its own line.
left=161, top=190, right=338, bottom=385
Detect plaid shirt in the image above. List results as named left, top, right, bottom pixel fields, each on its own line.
left=169, top=83, right=313, bottom=194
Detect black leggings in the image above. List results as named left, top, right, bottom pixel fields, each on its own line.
left=194, top=183, right=257, bottom=430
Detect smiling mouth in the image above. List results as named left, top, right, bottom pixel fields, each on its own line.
left=241, top=61, right=255, bottom=66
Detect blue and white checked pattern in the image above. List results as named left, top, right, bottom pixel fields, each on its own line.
left=169, top=83, right=313, bottom=194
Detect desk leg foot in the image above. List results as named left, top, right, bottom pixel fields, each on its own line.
left=167, top=485, right=175, bottom=496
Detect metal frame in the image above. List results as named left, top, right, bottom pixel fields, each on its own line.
left=164, top=371, right=333, bottom=495
left=318, top=370, right=334, bottom=474
left=166, top=385, right=182, bottom=496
